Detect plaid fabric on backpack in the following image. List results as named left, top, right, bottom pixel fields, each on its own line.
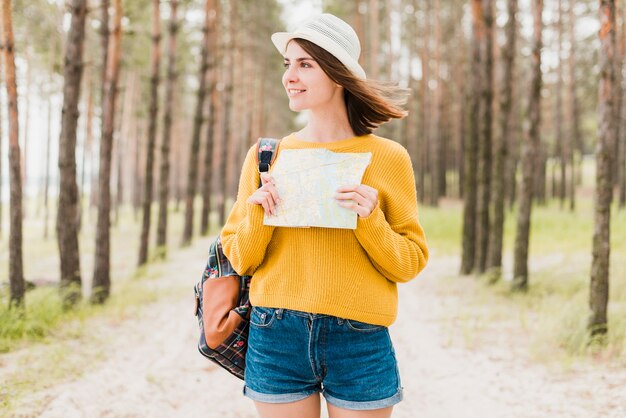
left=193, top=137, right=280, bottom=380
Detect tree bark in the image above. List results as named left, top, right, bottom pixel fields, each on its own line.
left=568, top=0, right=582, bottom=211
left=453, top=4, right=466, bottom=200
left=200, top=82, right=218, bottom=235
left=217, top=0, right=235, bottom=227
left=92, top=0, right=122, bottom=304
left=418, top=0, right=430, bottom=203
left=474, top=0, right=494, bottom=274
left=589, top=0, right=617, bottom=337
left=460, top=0, right=482, bottom=275
left=156, top=0, right=178, bottom=252
left=182, top=0, right=213, bottom=245
left=429, top=0, right=442, bottom=206
left=56, top=0, right=87, bottom=308
left=513, top=0, right=543, bottom=291
left=556, top=0, right=566, bottom=207
left=2, top=0, right=25, bottom=308
left=368, top=0, right=380, bottom=80
left=44, top=96, right=52, bottom=239
left=100, top=0, right=109, bottom=102
left=618, top=3, right=626, bottom=208
left=138, top=0, right=160, bottom=266
left=487, top=0, right=517, bottom=277
left=0, top=48, right=2, bottom=239
left=405, top=0, right=419, bottom=178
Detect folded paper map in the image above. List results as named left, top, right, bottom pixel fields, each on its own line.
left=263, top=149, right=372, bottom=229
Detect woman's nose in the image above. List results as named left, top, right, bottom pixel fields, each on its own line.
left=283, top=65, right=298, bottom=83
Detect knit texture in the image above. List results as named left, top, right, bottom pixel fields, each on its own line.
left=220, top=134, right=428, bottom=326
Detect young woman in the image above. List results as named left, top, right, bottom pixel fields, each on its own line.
left=221, top=13, right=428, bottom=418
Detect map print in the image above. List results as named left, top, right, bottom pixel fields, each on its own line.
left=263, top=149, right=372, bottom=229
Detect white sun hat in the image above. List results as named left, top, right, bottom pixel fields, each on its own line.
left=271, top=13, right=367, bottom=79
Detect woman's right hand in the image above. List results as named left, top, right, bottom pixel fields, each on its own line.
left=247, top=172, right=280, bottom=216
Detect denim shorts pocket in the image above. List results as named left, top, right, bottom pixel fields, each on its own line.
left=250, top=306, right=277, bottom=328
left=345, top=319, right=386, bottom=333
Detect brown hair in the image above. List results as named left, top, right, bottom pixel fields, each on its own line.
left=293, top=38, right=409, bottom=136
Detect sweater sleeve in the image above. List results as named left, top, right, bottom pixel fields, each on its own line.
left=220, top=145, right=276, bottom=276
left=354, top=148, right=428, bottom=283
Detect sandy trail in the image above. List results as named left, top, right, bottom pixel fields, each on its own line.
left=5, top=239, right=626, bottom=418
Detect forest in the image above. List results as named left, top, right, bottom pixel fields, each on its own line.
left=0, top=0, right=625, bottom=416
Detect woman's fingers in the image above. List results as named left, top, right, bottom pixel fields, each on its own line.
left=247, top=178, right=280, bottom=216
left=260, top=172, right=275, bottom=186
left=334, top=184, right=378, bottom=217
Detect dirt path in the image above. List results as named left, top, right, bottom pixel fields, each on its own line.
left=5, top=239, right=626, bottom=418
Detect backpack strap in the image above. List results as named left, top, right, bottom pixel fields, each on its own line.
left=256, top=137, right=281, bottom=173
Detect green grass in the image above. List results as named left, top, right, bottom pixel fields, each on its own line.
left=0, top=196, right=216, bottom=414
left=0, top=197, right=217, bottom=353
left=420, top=190, right=626, bottom=366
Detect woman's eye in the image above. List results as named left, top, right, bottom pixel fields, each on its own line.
left=283, top=62, right=290, bottom=68
left=301, top=62, right=311, bottom=68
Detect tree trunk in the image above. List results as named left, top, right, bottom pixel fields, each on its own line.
left=589, top=0, right=616, bottom=337
left=57, top=0, right=87, bottom=308
left=617, top=54, right=626, bottom=209
left=568, top=0, right=582, bottom=211
left=535, top=148, right=547, bottom=204
left=453, top=4, right=466, bottom=200
left=611, top=1, right=622, bottom=189
left=429, top=0, right=442, bottom=206
left=618, top=4, right=626, bottom=208
left=217, top=1, right=235, bottom=227
left=512, top=0, right=543, bottom=291
left=405, top=0, right=419, bottom=178
left=92, top=0, right=123, bottom=304
left=0, top=49, right=2, bottom=239
left=156, top=0, right=178, bottom=252
left=226, top=0, right=242, bottom=204
left=138, top=0, right=161, bottom=266
left=200, top=83, right=218, bottom=235
left=418, top=0, right=430, bottom=203
left=368, top=0, right=379, bottom=79
left=460, top=0, right=482, bottom=275
left=474, top=0, right=494, bottom=274
left=555, top=0, right=566, bottom=207
left=182, top=0, right=213, bottom=245
left=2, top=0, right=25, bottom=308
left=100, top=0, right=109, bottom=102
left=44, top=97, right=52, bottom=239
left=487, top=0, right=517, bottom=278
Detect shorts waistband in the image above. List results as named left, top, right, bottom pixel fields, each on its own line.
left=258, top=307, right=344, bottom=322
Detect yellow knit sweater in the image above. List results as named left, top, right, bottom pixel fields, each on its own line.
left=221, top=133, right=428, bottom=326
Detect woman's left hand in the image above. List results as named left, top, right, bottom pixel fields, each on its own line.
left=334, top=184, right=379, bottom=218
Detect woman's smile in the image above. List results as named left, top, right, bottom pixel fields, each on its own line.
left=287, top=88, right=306, bottom=97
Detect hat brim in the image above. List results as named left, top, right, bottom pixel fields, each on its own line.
left=271, top=32, right=367, bottom=79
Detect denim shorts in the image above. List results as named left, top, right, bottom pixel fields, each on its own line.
left=243, top=306, right=403, bottom=411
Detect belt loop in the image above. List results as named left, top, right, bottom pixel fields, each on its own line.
left=276, top=308, right=283, bottom=320
left=337, top=318, right=344, bottom=325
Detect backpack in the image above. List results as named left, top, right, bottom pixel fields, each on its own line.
left=193, top=137, right=280, bottom=380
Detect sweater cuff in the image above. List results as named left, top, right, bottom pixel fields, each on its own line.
left=356, top=201, right=385, bottom=236
left=246, top=202, right=269, bottom=228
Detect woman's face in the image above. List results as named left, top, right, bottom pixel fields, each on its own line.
left=282, top=41, right=342, bottom=113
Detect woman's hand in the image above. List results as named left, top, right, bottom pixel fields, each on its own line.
left=334, top=184, right=378, bottom=218
left=247, top=172, right=280, bottom=216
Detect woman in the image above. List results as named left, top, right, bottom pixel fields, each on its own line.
left=221, top=13, right=428, bottom=418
